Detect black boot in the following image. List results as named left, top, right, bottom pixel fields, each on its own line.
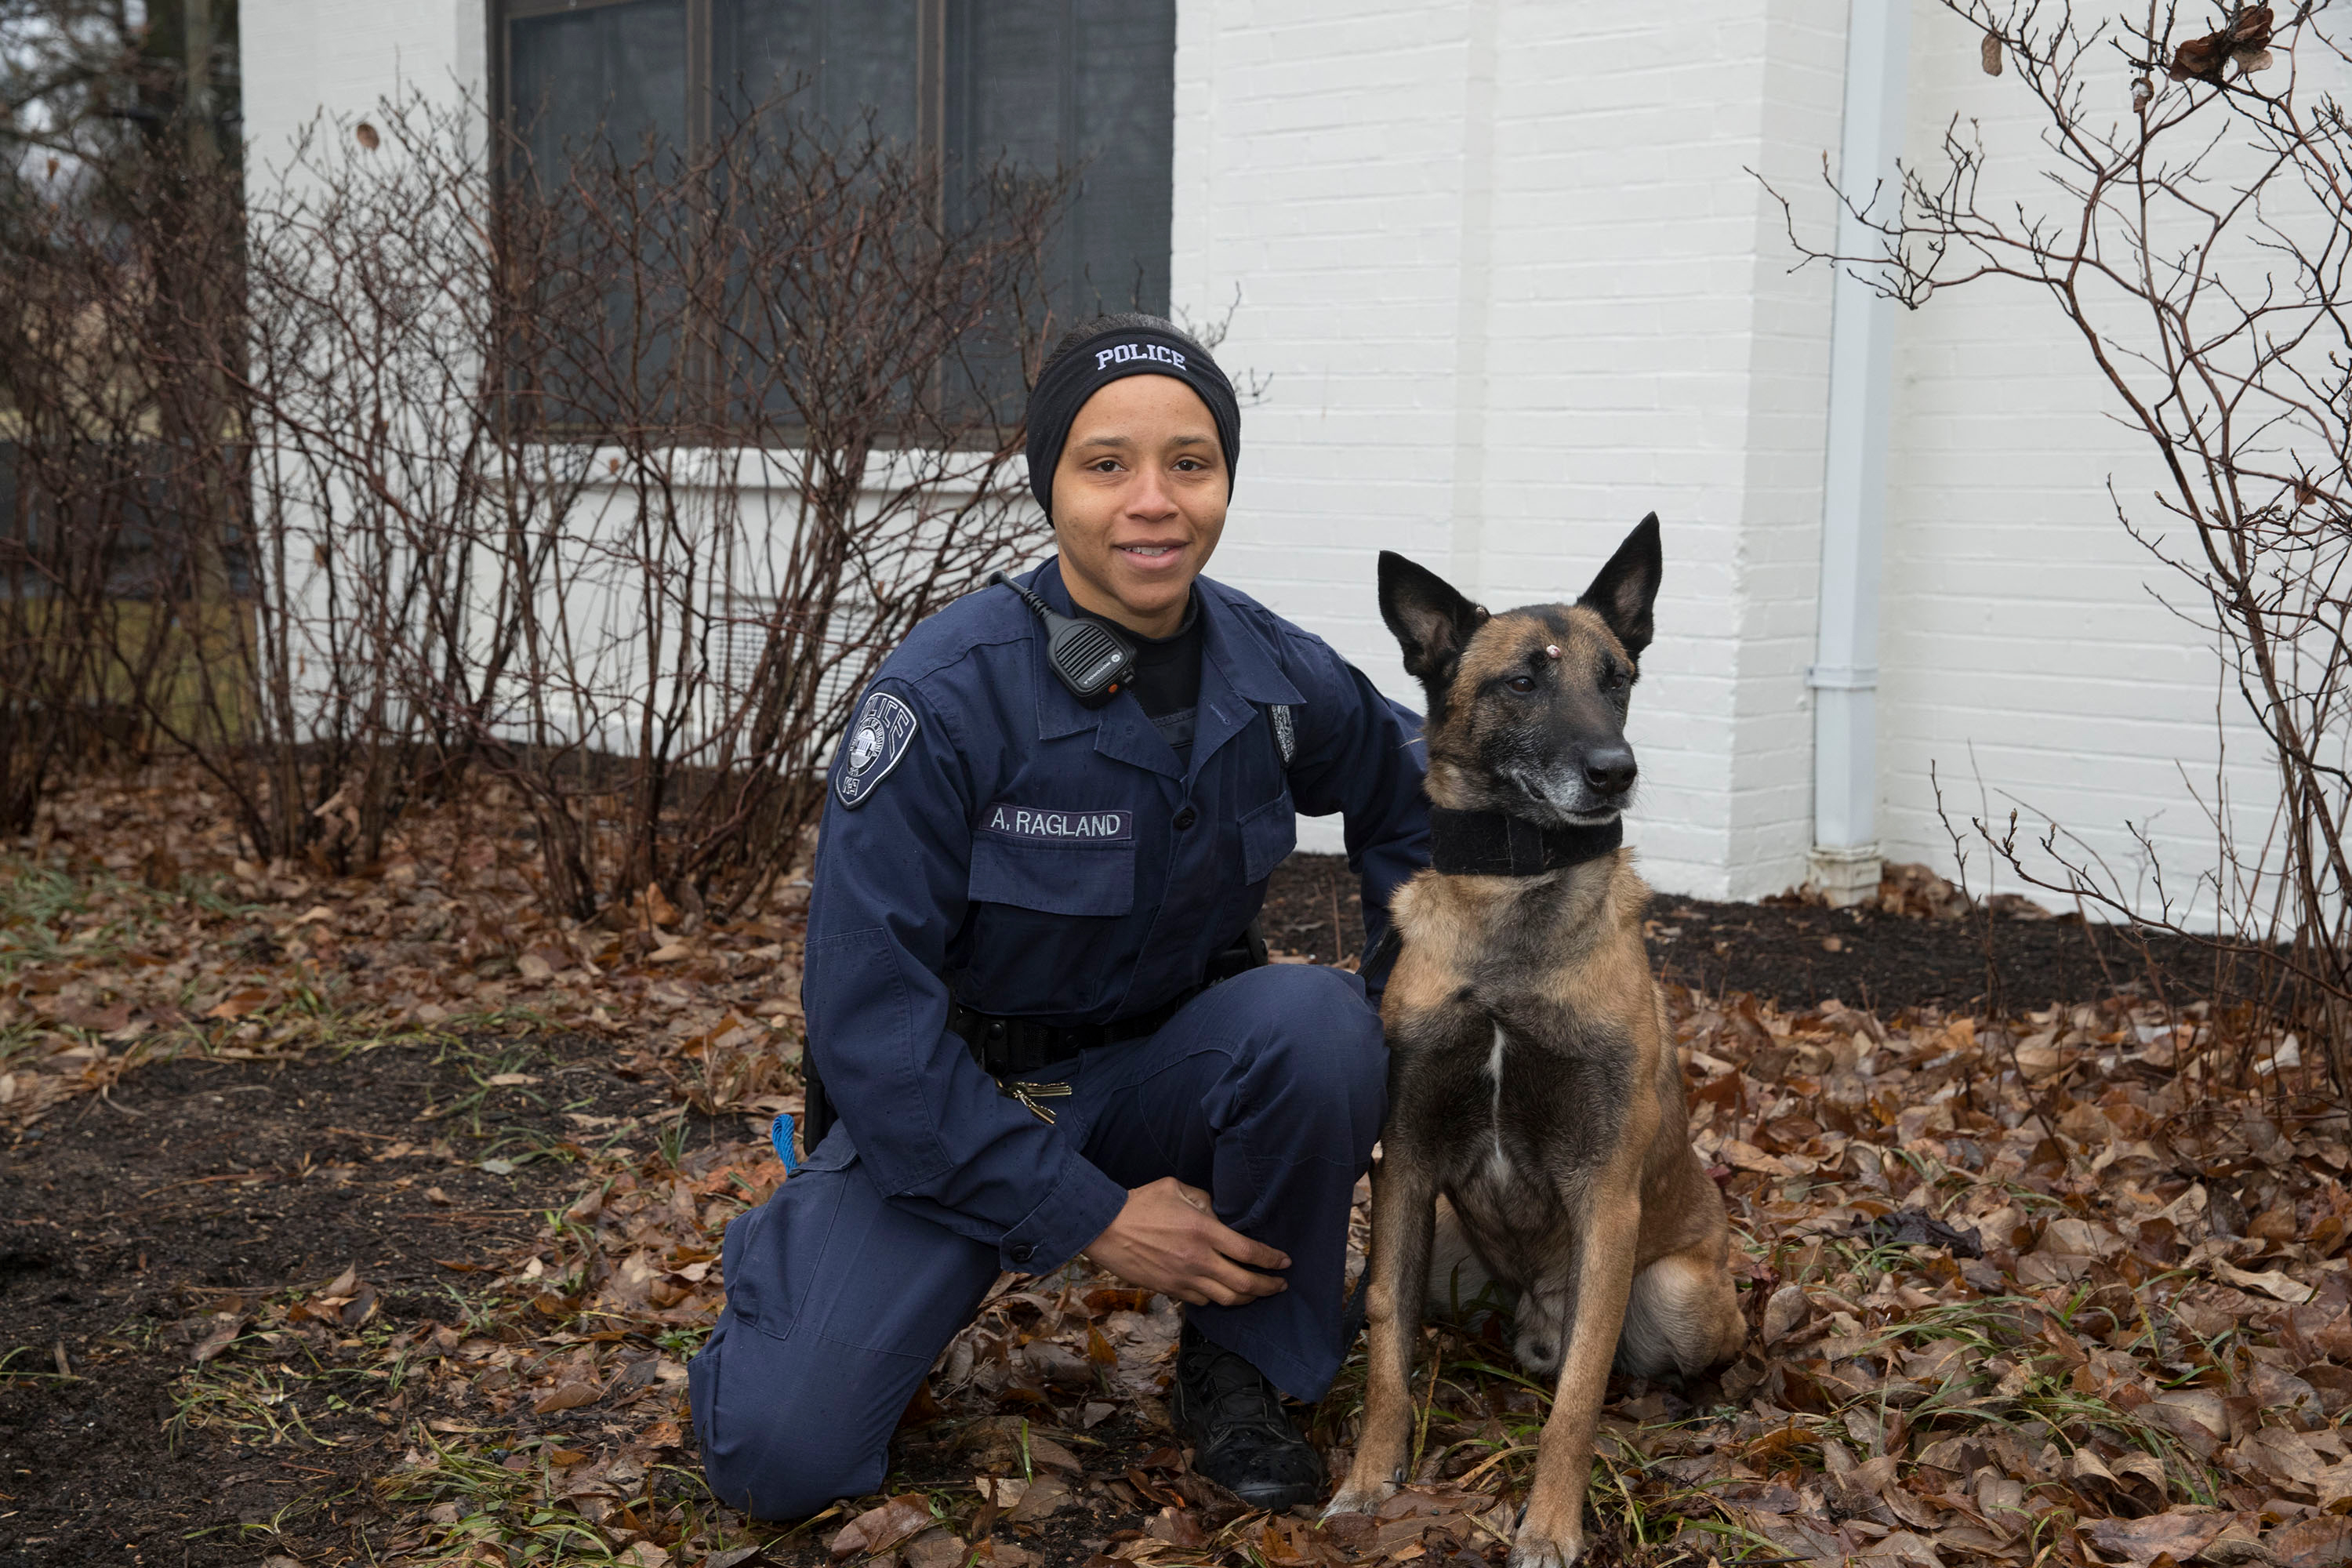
left=1170, top=1321, right=1324, bottom=1512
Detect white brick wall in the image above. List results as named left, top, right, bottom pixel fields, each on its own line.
left=236, top=0, right=2310, bottom=923
left=241, top=0, right=483, bottom=169
left=1175, top=0, right=1845, bottom=897
left=1878, top=3, right=2282, bottom=924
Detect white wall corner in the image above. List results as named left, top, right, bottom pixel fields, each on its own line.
left=1710, top=1, right=1846, bottom=901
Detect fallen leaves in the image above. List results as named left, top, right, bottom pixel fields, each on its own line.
left=2272, top=1515, right=2352, bottom=1568
left=285, top=1264, right=376, bottom=1329
left=531, top=1379, right=604, bottom=1414
left=25, top=777, right=2352, bottom=1568
left=2, top=760, right=814, bottom=1134
left=203, top=987, right=274, bottom=1020
left=345, top=968, right=2349, bottom=1568
left=831, top=1494, right=939, bottom=1559
left=1762, top=1283, right=1809, bottom=1344
left=1000, top=1474, right=1074, bottom=1524
left=2216, top=1260, right=2317, bottom=1303
left=187, top=1312, right=245, bottom=1365
left=2087, top=1512, right=2258, bottom=1567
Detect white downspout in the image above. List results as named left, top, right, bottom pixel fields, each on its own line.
left=1807, top=0, right=1911, bottom=906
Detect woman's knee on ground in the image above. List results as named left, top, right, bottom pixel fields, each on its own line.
left=691, top=1323, right=892, bottom=1519
left=705, top=1427, right=882, bottom=1523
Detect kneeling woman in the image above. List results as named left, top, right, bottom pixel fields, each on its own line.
left=690, top=314, right=1428, bottom=1513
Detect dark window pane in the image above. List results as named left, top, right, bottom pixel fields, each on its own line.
left=946, top=0, right=1174, bottom=324
left=1069, top=0, right=1174, bottom=318
left=492, top=0, right=1174, bottom=434
left=510, top=0, right=689, bottom=183
left=711, top=3, right=924, bottom=433
left=717, top=0, right=920, bottom=142
left=507, top=1, right=692, bottom=429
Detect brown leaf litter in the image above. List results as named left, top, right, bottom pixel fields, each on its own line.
left=3, top=760, right=811, bottom=1133
left=355, top=981, right=2352, bottom=1568
left=9, top=771, right=2351, bottom=1568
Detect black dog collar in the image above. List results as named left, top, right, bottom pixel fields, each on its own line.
left=1427, top=808, right=1623, bottom=877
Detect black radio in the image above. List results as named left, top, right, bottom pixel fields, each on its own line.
left=989, top=571, right=1136, bottom=707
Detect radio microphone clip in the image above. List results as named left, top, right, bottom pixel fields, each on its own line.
left=989, top=571, right=1136, bottom=708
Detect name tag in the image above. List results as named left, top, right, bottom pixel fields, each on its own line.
left=980, top=803, right=1134, bottom=843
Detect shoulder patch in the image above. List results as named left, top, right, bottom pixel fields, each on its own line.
left=837, top=691, right=919, bottom=810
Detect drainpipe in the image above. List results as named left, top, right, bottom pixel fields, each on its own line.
left=1807, top=0, right=1911, bottom=906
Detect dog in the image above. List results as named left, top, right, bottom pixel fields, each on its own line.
left=1325, top=516, right=1746, bottom=1568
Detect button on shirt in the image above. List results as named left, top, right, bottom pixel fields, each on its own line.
left=801, top=558, right=1428, bottom=1276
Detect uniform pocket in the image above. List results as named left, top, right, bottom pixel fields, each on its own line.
left=720, top=1164, right=846, bottom=1338
left=968, top=837, right=1137, bottom=917
left=1239, top=793, right=1297, bottom=885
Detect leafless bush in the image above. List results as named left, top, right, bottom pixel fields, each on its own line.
left=1, top=88, right=1064, bottom=917
left=459, top=93, right=1065, bottom=917
left=0, top=132, right=248, bottom=838
left=1777, top=3, right=2352, bottom=1092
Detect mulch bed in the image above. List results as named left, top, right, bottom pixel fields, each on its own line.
left=0, top=1032, right=720, bottom=1567
left=1259, top=853, right=2226, bottom=1014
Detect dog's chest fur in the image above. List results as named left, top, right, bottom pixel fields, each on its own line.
left=1381, top=858, right=1649, bottom=1277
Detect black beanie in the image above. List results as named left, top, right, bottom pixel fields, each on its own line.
left=1025, top=317, right=1241, bottom=516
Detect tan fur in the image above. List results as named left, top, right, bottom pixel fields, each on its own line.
left=1329, top=600, right=1744, bottom=1568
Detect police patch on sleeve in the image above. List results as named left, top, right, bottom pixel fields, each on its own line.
left=836, top=691, right=919, bottom=810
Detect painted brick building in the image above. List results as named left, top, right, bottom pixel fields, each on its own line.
left=239, top=2, right=2267, bottom=910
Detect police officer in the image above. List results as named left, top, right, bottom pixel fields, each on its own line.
left=689, top=313, right=1429, bottom=1515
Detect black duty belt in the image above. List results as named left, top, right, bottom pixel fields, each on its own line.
left=951, top=922, right=1267, bottom=1077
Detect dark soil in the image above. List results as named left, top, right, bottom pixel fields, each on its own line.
left=1258, top=851, right=2223, bottom=1015
left=0, top=1033, right=710, bottom=1568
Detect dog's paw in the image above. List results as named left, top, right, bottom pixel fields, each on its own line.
left=1506, top=1527, right=1584, bottom=1568
left=1322, top=1479, right=1396, bottom=1519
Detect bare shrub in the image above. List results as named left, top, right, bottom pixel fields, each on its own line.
left=1, top=86, right=1062, bottom=917
left=456, top=95, right=1065, bottom=917
left=1777, top=3, right=2352, bottom=1091
left=0, top=138, right=250, bottom=839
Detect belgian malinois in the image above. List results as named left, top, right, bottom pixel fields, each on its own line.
left=1326, top=516, right=1745, bottom=1567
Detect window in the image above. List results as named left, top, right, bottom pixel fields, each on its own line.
left=495, top=0, right=1174, bottom=338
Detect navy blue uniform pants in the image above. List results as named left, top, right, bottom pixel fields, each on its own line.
left=689, top=964, right=1386, bottom=1519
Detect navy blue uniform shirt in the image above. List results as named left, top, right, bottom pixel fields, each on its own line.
left=800, top=557, right=1428, bottom=1276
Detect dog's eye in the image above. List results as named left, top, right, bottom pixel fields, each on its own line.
left=1603, top=664, right=1631, bottom=692
left=1506, top=674, right=1537, bottom=694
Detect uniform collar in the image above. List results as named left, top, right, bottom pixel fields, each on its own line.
left=1028, top=558, right=1304, bottom=750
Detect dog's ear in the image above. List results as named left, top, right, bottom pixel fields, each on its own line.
left=1379, top=551, right=1487, bottom=691
left=1577, top=513, right=1662, bottom=659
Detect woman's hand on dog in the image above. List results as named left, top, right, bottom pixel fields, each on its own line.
left=1085, top=1178, right=1290, bottom=1306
